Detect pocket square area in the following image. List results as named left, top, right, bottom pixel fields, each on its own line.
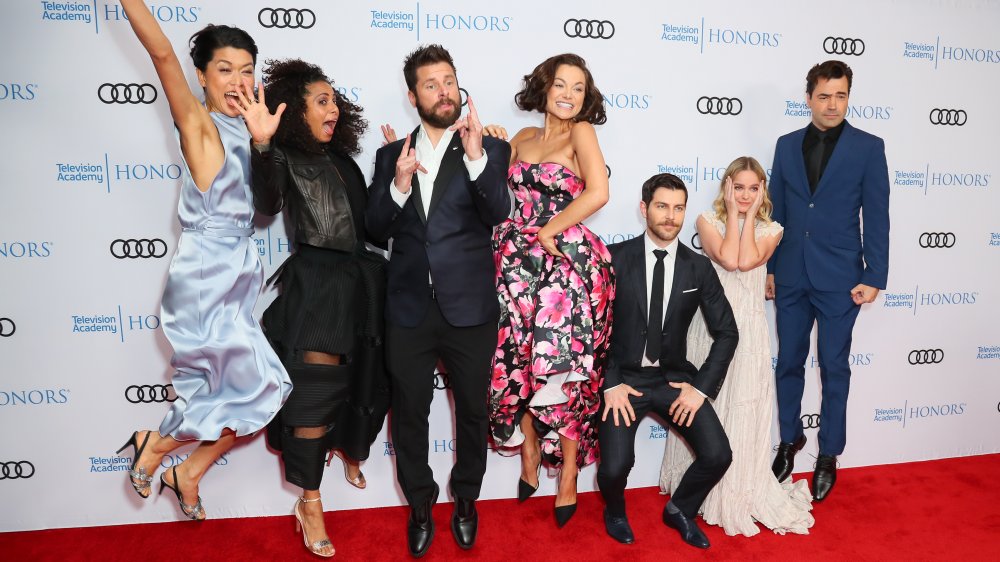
left=682, top=288, right=699, bottom=293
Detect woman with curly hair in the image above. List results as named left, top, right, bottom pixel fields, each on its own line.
left=250, top=58, right=389, bottom=558
left=485, top=53, right=615, bottom=528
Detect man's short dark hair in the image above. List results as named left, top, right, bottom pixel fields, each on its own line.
left=806, top=60, right=853, bottom=96
left=641, top=173, right=688, bottom=205
left=403, top=44, right=456, bottom=92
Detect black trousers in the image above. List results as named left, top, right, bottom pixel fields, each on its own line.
left=597, top=368, right=732, bottom=519
left=387, top=301, right=497, bottom=506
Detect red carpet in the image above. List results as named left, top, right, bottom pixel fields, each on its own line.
left=3, top=454, right=999, bottom=561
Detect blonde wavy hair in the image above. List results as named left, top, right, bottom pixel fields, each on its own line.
left=712, top=156, right=774, bottom=224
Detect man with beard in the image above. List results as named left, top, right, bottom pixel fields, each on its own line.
left=366, top=44, right=511, bottom=558
left=597, top=174, right=737, bottom=549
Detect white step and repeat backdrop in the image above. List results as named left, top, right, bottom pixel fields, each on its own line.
left=2, top=0, right=998, bottom=532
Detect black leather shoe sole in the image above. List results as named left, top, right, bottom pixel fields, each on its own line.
left=662, top=510, right=710, bottom=549
left=603, top=509, right=634, bottom=544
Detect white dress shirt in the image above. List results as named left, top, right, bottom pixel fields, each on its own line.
left=642, top=233, right=679, bottom=368
left=389, top=125, right=488, bottom=212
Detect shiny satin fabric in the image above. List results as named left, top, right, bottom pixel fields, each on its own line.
left=159, top=112, right=292, bottom=441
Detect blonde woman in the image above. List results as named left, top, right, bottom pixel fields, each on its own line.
left=659, top=156, right=814, bottom=536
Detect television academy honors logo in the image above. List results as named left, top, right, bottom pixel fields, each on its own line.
left=71, top=306, right=160, bottom=343
left=0, top=241, right=52, bottom=259
left=918, top=232, right=956, bottom=248
left=0, top=461, right=35, bottom=480
left=0, top=389, right=70, bottom=407
left=0, top=318, right=15, bottom=337
left=368, top=8, right=511, bottom=39
left=97, top=83, right=157, bottom=104
left=873, top=401, right=966, bottom=427
left=42, top=3, right=200, bottom=34
left=883, top=287, right=978, bottom=314
left=258, top=7, right=316, bottom=29
left=110, top=238, right=168, bottom=259
left=823, top=37, right=865, bottom=56
left=659, top=18, right=781, bottom=53
left=697, top=96, right=742, bottom=115
left=977, top=345, right=1000, bottom=360
left=0, top=83, right=38, bottom=101
left=891, top=165, right=990, bottom=194
left=929, top=108, right=967, bottom=126
left=648, top=423, right=667, bottom=440
left=55, top=155, right=182, bottom=193
left=563, top=19, right=615, bottom=39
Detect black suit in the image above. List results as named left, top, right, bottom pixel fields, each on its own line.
left=597, top=236, right=738, bottom=518
left=366, top=128, right=511, bottom=506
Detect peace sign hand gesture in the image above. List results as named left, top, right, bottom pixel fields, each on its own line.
left=235, top=81, right=286, bottom=145
left=449, top=96, right=484, bottom=161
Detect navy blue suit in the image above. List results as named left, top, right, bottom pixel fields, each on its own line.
left=768, top=120, right=890, bottom=456
left=366, top=127, right=511, bottom=506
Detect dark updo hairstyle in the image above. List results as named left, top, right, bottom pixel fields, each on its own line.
left=262, top=59, right=368, bottom=157
left=514, top=53, right=607, bottom=125
left=188, top=24, right=258, bottom=71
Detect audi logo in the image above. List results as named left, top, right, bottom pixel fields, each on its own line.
left=691, top=232, right=702, bottom=251
left=433, top=372, right=452, bottom=390
left=928, top=108, right=967, bottom=126
left=908, top=349, right=944, bottom=365
left=258, top=7, right=316, bottom=29
left=563, top=19, right=615, bottom=39
left=918, top=232, right=956, bottom=248
left=97, top=83, right=157, bottom=104
left=823, top=37, right=866, bottom=56
left=459, top=87, right=469, bottom=107
left=606, top=165, right=612, bottom=178
left=0, top=317, right=14, bottom=337
left=125, top=384, right=177, bottom=404
left=801, top=414, right=821, bottom=429
left=0, top=461, right=35, bottom=480
left=696, top=96, right=743, bottom=116
left=110, top=238, right=168, bottom=259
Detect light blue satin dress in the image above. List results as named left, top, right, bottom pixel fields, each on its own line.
left=159, top=112, right=292, bottom=441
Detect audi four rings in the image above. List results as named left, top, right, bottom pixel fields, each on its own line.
left=908, top=349, right=944, bottom=365
left=929, top=109, right=967, bottom=125
left=258, top=8, right=316, bottom=29
left=0, top=461, right=35, bottom=480
left=564, top=19, right=615, bottom=39
left=823, top=37, right=865, bottom=55
left=459, top=87, right=469, bottom=107
left=801, top=414, right=821, bottom=429
left=918, top=232, right=956, bottom=248
left=691, top=233, right=703, bottom=250
left=110, top=239, right=168, bottom=259
left=125, top=384, right=177, bottom=403
left=0, top=318, right=15, bottom=337
left=697, top=96, right=743, bottom=115
left=433, top=373, right=451, bottom=390
left=98, top=83, right=157, bottom=104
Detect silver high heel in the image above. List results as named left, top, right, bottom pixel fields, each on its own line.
left=116, top=431, right=154, bottom=498
left=294, top=496, right=335, bottom=558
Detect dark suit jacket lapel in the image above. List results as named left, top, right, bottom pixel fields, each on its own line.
left=627, top=237, right=647, bottom=323
left=791, top=127, right=811, bottom=197
left=814, top=120, right=854, bottom=196
left=663, top=245, right=689, bottom=327
left=408, top=126, right=427, bottom=224
left=427, top=133, right=464, bottom=220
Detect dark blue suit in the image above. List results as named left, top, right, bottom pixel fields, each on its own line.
left=768, top=120, right=889, bottom=456
left=366, top=127, right=511, bottom=506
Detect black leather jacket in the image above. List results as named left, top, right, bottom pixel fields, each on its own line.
left=251, top=144, right=368, bottom=252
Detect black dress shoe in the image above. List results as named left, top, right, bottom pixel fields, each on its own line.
left=603, top=508, right=634, bottom=544
left=662, top=507, right=710, bottom=549
left=407, top=484, right=439, bottom=558
left=450, top=497, right=478, bottom=550
left=771, top=434, right=807, bottom=482
left=813, top=454, right=838, bottom=501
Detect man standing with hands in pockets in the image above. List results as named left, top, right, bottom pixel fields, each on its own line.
left=366, top=44, right=511, bottom=558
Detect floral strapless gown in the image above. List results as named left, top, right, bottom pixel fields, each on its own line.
left=488, top=161, right=614, bottom=467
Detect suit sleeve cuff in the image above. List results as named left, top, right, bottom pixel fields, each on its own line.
left=390, top=180, right=411, bottom=207
left=464, top=149, right=488, bottom=180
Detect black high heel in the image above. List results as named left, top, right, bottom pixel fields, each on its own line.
left=116, top=431, right=153, bottom=498
left=159, top=465, right=205, bottom=520
left=518, top=456, right=542, bottom=502
left=554, top=468, right=578, bottom=528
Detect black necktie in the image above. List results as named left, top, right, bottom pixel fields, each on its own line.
left=807, top=132, right=827, bottom=193
left=645, top=249, right=668, bottom=362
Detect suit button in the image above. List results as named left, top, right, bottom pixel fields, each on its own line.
left=805, top=231, right=810, bottom=237
left=808, top=203, right=815, bottom=208
left=640, top=329, right=647, bottom=335
left=425, top=241, right=430, bottom=247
